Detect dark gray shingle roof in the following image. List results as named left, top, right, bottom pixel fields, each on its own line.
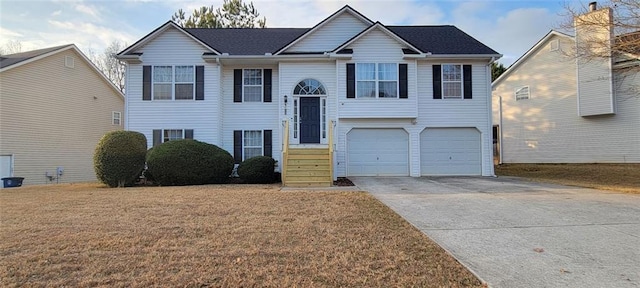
left=0, top=44, right=72, bottom=69
left=388, top=26, right=499, bottom=55
left=185, top=28, right=309, bottom=55
left=181, top=25, right=498, bottom=56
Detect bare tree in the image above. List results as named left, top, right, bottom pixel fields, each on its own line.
left=0, top=40, right=23, bottom=55
left=90, top=40, right=127, bottom=93
left=560, top=0, right=639, bottom=62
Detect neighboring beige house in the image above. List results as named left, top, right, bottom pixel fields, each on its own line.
left=0, top=44, right=124, bottom=185
left=492, top=5, right=639, bottom=163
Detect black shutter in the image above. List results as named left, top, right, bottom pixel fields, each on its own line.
left=399, top=64, right=408, bottom=99
left=234, top=130, right=242, bottom=164
left=263, top=130, right=272, bottom=157
left=184, top=129, right=194, bottom=139
left=234, top=69, right=242, bottom=102
left=195, top=66, right=204, bottom=100
left=143, top=66, right=151, bottom=101
left=463, top=65, right=472, bottom=99
left=153, top=129, right=162, bottom=147
left=432, top=65, right=442, bottom=99
left=263, top=69, right=272, bottom=102
left=346, top=63, right=355, bottom=98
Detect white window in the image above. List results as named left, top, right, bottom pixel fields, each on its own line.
left=550, top=39, right=559, bottom=52
left=243, top=69, right=262, bottom=102
left=243, top=130, right=263, bottom=160
left=442, top=64, right=462, bottom=99
left=163, top=129, right=184, bottom=142
left=293, top=99, right=298, bottom=139
left=515, top=86, right=530, bottom=101
left=112, top=111, right=121, bottom=125
left=321, top=98, right=327, bottom=139
left=356, top=63, right=398, bottom=98
left=65, top=56, right=74, bottom=68
left=153, top=66, right=195, bottom=100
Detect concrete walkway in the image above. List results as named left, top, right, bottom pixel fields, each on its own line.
left=351, top=176, right=640, bottom=288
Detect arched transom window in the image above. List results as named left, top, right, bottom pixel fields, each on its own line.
left=294, top=79, right=326, bottom=95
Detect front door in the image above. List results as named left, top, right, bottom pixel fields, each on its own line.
left=299, top=97, right=320, bottom=144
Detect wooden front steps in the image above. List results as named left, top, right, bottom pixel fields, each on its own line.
left=283, top=148, right=332, bottom=187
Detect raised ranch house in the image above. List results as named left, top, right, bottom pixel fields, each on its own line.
left=118, top=6, right=501, bottom=186
left=0, top=44, right=125, bottom=186
left=492, top=3, right=639, bottom=164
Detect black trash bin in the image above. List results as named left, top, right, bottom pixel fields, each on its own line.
left=1, top=177, right=24, bottom=188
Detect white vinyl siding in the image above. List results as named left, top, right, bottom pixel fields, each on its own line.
left=223, top=65, right=279, bottom=165
left=0, top=48, right=124, bottom=184
left=492, top=35, right=640, bottom=163
left=126, top=27, right=219, bottom=149
left=286, top=12, right=369, bottom=53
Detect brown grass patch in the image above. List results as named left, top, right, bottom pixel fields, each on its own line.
left=0, top=183, right=482, bottom=287
left=496, top=163, right=640, bottom=194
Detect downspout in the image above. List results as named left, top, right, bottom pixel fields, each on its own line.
left=487, top=58, right=496, bottom=176
left=124, top=63, right=130, bottom=131
left=498, top=95, right=503, bottom=165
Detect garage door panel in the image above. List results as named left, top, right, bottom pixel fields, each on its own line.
left=347, top=129, right=409, bottom=176
left=421, top=128, right=481, bottom=176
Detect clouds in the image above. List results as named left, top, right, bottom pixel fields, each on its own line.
left=0, top=0, right=569, bottom=66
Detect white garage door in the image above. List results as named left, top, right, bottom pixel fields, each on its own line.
left=421, top=128, right=481, bottom=175
left=347, top=129, right=409, bottom=176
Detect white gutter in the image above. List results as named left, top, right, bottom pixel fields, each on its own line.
left=202, top=54, right=332, bottom=62
left=426, top=54, right=503, bottom=59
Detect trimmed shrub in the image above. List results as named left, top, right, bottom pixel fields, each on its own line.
left=146, top=139, right=234, bottom=186
left=94, top=130, right=147, bottom=188
left=238, top=156, right=276, bottom=184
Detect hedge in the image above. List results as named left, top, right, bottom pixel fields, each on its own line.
left=94, top=130, right=147, bottom=188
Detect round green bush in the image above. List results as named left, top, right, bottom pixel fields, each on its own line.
left=146, top=139, right=234, bottom=186
left=94, top=130, right=147, bottom=188
left=237, top=156, right=276, bottom=184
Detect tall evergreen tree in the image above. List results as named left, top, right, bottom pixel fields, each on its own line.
left=172, top=0, right=266, bottom=28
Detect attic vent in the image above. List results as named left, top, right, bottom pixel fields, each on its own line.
left=65, top=56, right=75, bottom=68
left=549, top=39, right=559, bottom=52
left=515, top=86, right=530, bottom=101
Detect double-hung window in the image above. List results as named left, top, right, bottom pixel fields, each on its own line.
left=112, top=111, right=121, bottom=125
left=152, top=129, right=194, bottom=147
left=432, top=64, right=472, bottom=100
left=356, top=63, right=398, bottom=98
left=152, top=65, right=195, bottom=100
left=233, top=130, right=272, bottom=163
left=442, top=64, right=462, bottom=99
left=243, top=69, right=262, bottom=102
left=243, top=130, right=263, bottom=160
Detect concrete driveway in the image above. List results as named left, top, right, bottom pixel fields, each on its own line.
left=350, top=176, right=640, bottom=288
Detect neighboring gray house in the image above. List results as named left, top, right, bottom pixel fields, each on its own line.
left=118, top=6, right=501, bottom=186
left=0, top=45, right=124, bottom=185
left=492, top=4, right=639, bottom=163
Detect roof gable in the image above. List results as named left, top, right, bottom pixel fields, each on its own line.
left=333, top=22, right=422, bottom=54
left=493, top=30, right=574, bottom=86
left=118, top=21, right=220, bottom=56
left=274, top=5, right=373, bottom=55
left=1, top=44, right=124, bottom=98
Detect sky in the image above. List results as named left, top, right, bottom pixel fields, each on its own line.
left=0, top=0, right=589, bottom=66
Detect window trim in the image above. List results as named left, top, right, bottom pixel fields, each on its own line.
left=242, top=68, right=264, bottom=102
left=152, top=65, right=196, bottom=101
left=163, top=129, right=185, bottom=142
left=441, top=64, right=463, bottom=99
left=112, top=111, right=121, bottom=126
left=242, top=130, right=264, bottom=161
left=515, top=86, right=530, bottom=101
left=355, top=63, right=399, bottom=99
